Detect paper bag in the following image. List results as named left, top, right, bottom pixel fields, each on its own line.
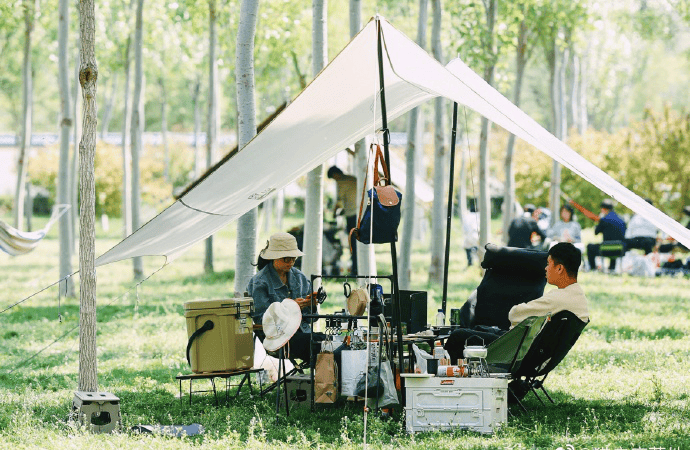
left=314, top=352, right=338, bottom=404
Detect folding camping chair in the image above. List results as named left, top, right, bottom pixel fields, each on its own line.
left=254, top=326, right=309, bottom=399
left=487, top=310, right=588, bottom=412
left=459, top=243, right=548, bottom=330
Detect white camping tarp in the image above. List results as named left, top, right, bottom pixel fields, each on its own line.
left=96, top=17, right=690, bottom=267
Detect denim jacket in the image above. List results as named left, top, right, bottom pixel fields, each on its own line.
left=247, top=263, right=312, bottom=333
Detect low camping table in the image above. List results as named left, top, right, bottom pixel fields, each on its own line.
left=176, top=368, right=264, bottom=406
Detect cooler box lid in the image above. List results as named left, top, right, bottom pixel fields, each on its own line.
left=183, top=298, right=253, bottom=317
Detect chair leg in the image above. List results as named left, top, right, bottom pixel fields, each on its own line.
left=529, top=386, right=545, bottom=406
left=508, top=386, right=528, bottom=413
left=260, top=366, right=299, bottom=397
left=539, top=385, right=555, bottom=404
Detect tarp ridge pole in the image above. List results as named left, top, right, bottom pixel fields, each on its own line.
left=441, top=102, right=459, bottom=315
left=375, top=17, right=405, bottom=408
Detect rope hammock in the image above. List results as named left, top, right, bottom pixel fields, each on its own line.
left=0, top=204, right=71, bottom=256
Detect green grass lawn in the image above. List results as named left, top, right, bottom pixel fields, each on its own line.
left=1, top=213, right=689, bottom=449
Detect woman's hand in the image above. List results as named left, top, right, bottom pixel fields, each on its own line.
left=294, top=294, right=317, bottom=310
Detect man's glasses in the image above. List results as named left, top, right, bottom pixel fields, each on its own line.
left=280, top=257, right=297, bottom=263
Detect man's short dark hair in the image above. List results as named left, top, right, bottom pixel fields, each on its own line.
left=327, top=166, right=343, bottom=179
left=549, top=242, right=581, bottom=278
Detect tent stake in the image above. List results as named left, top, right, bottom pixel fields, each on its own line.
left=441, top=103, right=459, bottom=315
left=376, top=17, right=405, bottom=407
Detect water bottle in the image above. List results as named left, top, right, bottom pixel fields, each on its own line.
left=433, top=341, right=444, bottom=360
left=435, top=308, right=445, bottom=327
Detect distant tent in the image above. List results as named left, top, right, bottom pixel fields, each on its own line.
left=95, top=16, right=690, bottom=268
left=0, top=205, right=70, bottom=256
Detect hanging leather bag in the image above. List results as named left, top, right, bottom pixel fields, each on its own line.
left=350, top=144, right=402, bottom=245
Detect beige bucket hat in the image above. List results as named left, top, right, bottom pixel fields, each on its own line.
left=262, top=298, right=302, bottom=352
left=259, top=232, right=305, bottom=260
left=347, top=288, right=369, bottom=316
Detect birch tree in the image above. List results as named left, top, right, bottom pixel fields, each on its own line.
left=71, top=48, right=81, bottom=253
left=130, top=0, right=145, bottom=280
left=193, top=75, right=203, bottom=179
left=502, top=4, right=536, bottom=239
left=478, top=0, right=497, bottom=252
left=78, top=0, right=99, bottom=393
left=121, top=34, right=133, bottom=238
left=429, top=0, right=446, bottom=285
left=399, top=0, right=427, bottom=290
left=58, top=0, right=74, bottom=297
left=159, top=76, right=170, bottom=181
left=302, top=0, right=327, bottom=281
left=14, top=0, right=35, bottom=230
left=205, top=0, right=219, bottom=274
left=99, top=74, right=117, bottom=139
left=234, top=0, right=260, bottom=295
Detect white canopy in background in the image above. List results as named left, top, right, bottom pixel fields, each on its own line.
left=95, top=17, right=690, bottom=267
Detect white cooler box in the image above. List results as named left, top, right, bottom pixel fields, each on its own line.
left=402, top=375, right=509, bottom=435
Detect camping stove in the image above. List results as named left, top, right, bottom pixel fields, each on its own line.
left=463, top=345, right=490, bottom=377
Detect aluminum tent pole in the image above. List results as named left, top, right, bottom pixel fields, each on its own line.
left=441, top=102, right=459, bottom=315
left=375, top=17, right=405, bottom=407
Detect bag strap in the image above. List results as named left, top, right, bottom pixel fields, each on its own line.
left=349, top=144, right=375, bottom=249
left=186, top=319, right=215, bottom=366
left=372, top=144, right=390, bottom=187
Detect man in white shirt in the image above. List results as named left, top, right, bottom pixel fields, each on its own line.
left=624, top=198, right=658, bottom=255
left=445, top=242, right=589, bottom=363
left=507, top=242, right=589, bottom=328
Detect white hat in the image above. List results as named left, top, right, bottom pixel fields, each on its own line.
left=259, top=233, right=305, bottom=260
left=262, top=298, right=302, bottom=352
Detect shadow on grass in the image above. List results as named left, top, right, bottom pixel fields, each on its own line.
left=507, top=388, right=688, bottom=441
left=589, top=324, right=686, bottom=342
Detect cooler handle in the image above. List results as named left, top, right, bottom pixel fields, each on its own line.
left=186, top=320, right=215, bottom=366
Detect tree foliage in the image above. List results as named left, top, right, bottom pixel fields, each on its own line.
left=513, top=106, right=690, bottom=223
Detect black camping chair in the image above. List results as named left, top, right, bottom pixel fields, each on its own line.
left=487, top=310, right=588, bottom=412
left=460, top=243, right=548, bottom=330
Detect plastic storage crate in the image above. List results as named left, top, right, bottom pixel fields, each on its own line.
left=402, top=375, right=508, bottom=434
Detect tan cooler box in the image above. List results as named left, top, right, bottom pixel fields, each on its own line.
left=184, top=298, right=254, bottom=373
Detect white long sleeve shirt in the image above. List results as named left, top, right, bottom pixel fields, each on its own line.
left=508, top=283, right=590, bottom=329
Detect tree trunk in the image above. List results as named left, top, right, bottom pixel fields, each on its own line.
left=205, top=0, right=219, bottom=274
left=159, top=76, right=170, bottom=182
left=550, top=46, right=567, bottom=223
left=478, top=0, right=496, bottom=253
left=193, top=75, right=202, bottom=179
left=400, top=0, right=427, bottom=290
left=15, top=0, right=35, bottom=230
left=234, top=0, right=260, bottom=295
left=100, top=73, right=117, bottom=140
left=349, top=0, right=373, bottom=277
left=570, top=52, right=578, bottom=133
left=71, top=47, right=81, bottom=254
left=302, top=0, right=327, bottom=282
left=78, top=0, right=99, bottom=393
left=121, top=36, right=133, bottom=237
left=130, top=0, right=145, bottom=280
left=578, top=53, right=588, bottom=135
left=58, top=0, right=75, bottom=297
left=502, top=18, right=527, bottom=242
left=429, top=0, right=445, bottom=285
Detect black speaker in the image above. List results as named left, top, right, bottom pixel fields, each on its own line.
left=384, top=290, right=428, bottom=334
